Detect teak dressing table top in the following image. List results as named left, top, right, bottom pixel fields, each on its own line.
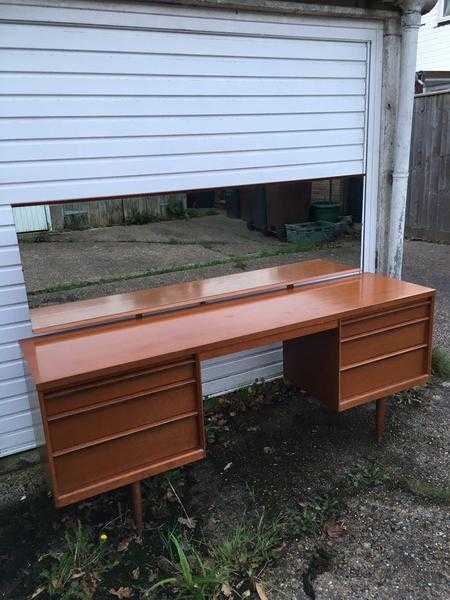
left=22, top=270, right=434, bottom=392
left=30, top=259, right=356, bottom=334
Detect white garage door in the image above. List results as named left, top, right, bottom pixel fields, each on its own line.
left=0, top=0, right=382, bottom=456
left=0, top=0, right=382, bottom=205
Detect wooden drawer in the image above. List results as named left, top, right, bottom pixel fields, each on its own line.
left=341, top=302, right=430, bottom=339
left=48, top=382, right=198, bottom=452
left=44, top=360, right=195, bottom=417
left=54, top=415, right=201, bottom=495
left=340, top=347, right=428, bottom=401
left=340, top=321, right=428, bottom=368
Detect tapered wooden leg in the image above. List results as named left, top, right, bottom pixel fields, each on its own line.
left=375, top=397, right=387, bottom=442
left=130, top=481, right=144, bottom=533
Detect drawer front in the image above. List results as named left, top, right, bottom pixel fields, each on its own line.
left=48, top=382, right=198, bottom=452
left=341, top=302, right=430, bottom=339
left=54, top=415, right=201, bottom=494
left=340, top=321, right=428, bottom=368
left=340, top=347, right=428, bottom=401
left=44, top=360, right=195, bottom=417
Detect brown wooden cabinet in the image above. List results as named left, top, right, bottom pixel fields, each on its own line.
left=38, top=357, right=205, bottom=507
left=21, top=261, right=435, bottom=526
left=284, top=297, right=434, bottom=413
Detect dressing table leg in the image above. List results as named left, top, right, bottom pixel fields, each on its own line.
left=130, top=481, right=144, bottom=533
left=375, top=397, right=387, bottom=442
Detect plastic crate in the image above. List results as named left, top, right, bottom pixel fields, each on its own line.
left=285, top=220, right=339, bottom=244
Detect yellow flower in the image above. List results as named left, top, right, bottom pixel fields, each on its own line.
left=99, top=533, right=108, bottom=542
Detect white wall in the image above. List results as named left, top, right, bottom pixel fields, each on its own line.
left=417, top=1, right=450, bottom=71
left=0, top=205, right=35, bottom=455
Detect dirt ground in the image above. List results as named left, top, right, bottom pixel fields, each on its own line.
left=0, top=215, right=448, bottom=599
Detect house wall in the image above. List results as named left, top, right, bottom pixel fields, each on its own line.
left=0, top=0, right=385, bottom=458
left=416, top=1, right=450, bottom=71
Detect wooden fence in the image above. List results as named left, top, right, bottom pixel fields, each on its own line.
left=406, top=90, right=450, bottom=243
left=49, top=193, right=186, bottom=230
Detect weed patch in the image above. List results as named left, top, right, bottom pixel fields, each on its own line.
left=432, top=346, right=450, bottom=379
left=346, top=462, right=390, bottom=490
left=285, top=494, right=341, bottom=537
left=150, top=533, right=221, bottom=599
left=397, top=477, right=450, bottom=505
left=38, top=523, right=108, bottom=599
left=148, top=512, right=283, bottom=599
left=393, top=386, right=428, bottom=407
left=2, top=378, right=435, bottom=600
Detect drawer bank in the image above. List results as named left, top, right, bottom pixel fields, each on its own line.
left=20, top=260, right=435, bottom=530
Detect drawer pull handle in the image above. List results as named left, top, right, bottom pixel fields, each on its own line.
left=46, top=359, right=195, bottom=399
left=341, top=301, right=430, bottom=327
left=340, top=343, right=428, bottom=372
left=47, top=378, right=197, bottom=422
left=341, top=316, right=429, bottom=342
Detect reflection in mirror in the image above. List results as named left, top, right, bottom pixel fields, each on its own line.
left=15, top=176, right=363, bottom=336
left=15, top=174, right=364, bottom=401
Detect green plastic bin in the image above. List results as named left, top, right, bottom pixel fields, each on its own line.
left=310, top=201, right=340, bottom=223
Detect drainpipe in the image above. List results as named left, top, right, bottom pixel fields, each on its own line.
left=386, top=0, right=435, bottom=278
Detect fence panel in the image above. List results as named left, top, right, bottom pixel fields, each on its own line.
left=407, top=91, right=450, bottom=242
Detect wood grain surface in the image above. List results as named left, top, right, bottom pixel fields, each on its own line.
left=22, top=272, right=434, bottom=391
left=31, top=259, right=358, bottom=334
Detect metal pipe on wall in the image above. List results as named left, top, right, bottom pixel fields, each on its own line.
left=386, top=0, right=436, bottom=278
left=376, top=16, right=401, bottom=275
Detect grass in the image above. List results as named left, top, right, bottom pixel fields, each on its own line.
left=150, top=533, right=221, bottom=599
left=210, top=512, right=283, bottom=578
left=431, top=346, right=450, bottom=379
left=38, top=523, right=107, bottom=599
left=20, top=456, right=417, bottom=600
left=151, top=512, right=283, bottom=599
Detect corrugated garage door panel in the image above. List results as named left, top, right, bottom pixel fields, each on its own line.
left=202, top=345, right=283, bottom=397
left=0, top=0, right=382, bottom=456
left=0, top=1, right=369, bottom=204
left=0, top=204, right=35, bottom=456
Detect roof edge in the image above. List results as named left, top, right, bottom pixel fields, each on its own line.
left=147, top=0, right=401, bottom=21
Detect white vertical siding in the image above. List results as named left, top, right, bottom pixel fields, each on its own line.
left=417, top=2, right=450, bottom=71
left=0, top=0, right=382, bottom=457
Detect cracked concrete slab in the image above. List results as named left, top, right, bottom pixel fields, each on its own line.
left=314, top=490, right=449, bottom=600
